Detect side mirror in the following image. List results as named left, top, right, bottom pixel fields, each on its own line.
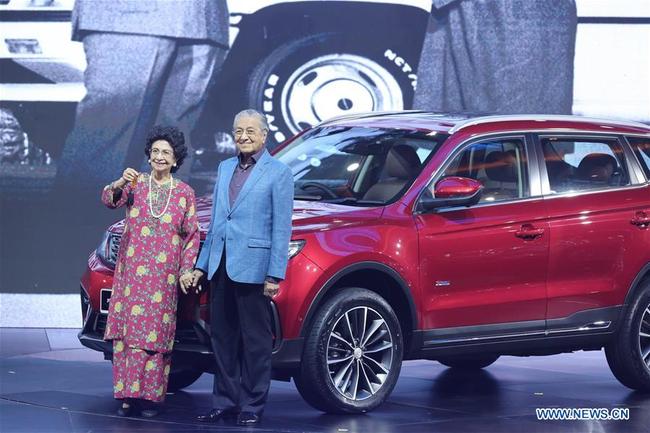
left=417, top=176, right=483, bottom=212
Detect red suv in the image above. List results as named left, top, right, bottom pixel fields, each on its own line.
left=79, top=113, right=650, bottom=413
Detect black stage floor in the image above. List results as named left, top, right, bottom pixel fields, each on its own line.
left=1, top=328, right=649, bottom=433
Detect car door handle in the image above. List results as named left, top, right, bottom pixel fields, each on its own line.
left=631, top=211, right=650, bottom=228
left=515, top=224, right=545, bottom=240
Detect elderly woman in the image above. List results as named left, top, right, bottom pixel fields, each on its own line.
left=101, top=125, right=200, bottom=417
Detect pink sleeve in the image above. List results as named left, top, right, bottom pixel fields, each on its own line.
left=101, top=182, right=133, bottom=209
left=179, top=188, right=200, bottom=276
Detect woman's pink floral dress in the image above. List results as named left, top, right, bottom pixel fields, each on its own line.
left=101, top=174, right=199, bottom=402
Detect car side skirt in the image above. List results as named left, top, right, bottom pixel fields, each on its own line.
left=408, top=306, right=620, bottom=359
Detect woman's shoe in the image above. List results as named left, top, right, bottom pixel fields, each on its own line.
left=139, top=401, right=162, bottom=418
left=116, top=400, right=135, bottom=417
left=140, top=407, right=160, bottom=418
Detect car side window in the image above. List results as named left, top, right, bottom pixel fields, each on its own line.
left=627, top=136, right=650, bottom=180
left=541, top=137, right=630, bottom=194
left=437, top=138, right=529, bottom=204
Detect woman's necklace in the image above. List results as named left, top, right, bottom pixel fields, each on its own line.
left=148, top=173, right=174, bottom=218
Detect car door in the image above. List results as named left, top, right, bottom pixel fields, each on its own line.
left=538, top=133, right=650, bottom=330
left=415, top=134, right=549, bottom=339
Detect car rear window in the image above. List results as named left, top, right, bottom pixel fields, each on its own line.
left=541, top=137, right=630, bottom=194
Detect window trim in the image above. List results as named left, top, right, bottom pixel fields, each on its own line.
left=540, top=183, right=650, bottom=202
left=412, top=129, right=650, bottom=215
left=534, top=133, right=644, bottom=197
left=623, top=134, right=650, bottom=183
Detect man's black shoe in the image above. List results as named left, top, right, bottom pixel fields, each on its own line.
left=196, top=408, right=238, bottom=423
left=237, top=412, right=261, bottom=426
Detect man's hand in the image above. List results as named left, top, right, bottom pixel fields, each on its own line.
left=263, top=279, right=280, bottom=298
left=191, top=269, right=205, bottom=292
left=179, top=272, right=194, bottom=294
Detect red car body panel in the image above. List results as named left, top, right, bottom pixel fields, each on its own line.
left=543, top=185, right=650, bottom=319
left=414, top=196, right=549, bottom=329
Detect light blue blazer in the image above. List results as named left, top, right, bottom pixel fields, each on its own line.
left=196, top=149, right=294, bottom=284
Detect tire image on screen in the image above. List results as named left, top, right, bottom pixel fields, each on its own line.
left=246, top=33, right=416, bottom=147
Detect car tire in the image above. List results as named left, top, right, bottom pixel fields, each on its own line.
left=247, top=33, right=416, bottom=148
left=437, top=355, right=500, bottom=370
left=605, top=279, right=650, bottom=392
left=167, top=369, right=202, bottom=392
left=294, top=288, right=403, bottom=413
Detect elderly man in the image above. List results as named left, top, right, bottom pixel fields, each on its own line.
left=193, top=109, right=293, bottom=426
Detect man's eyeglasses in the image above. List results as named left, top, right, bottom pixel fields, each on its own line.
left=233, top=129, right=261, bottom=138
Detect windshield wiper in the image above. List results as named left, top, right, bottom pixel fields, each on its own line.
left=324, top=197, right=385, bottom=206
left=294, top=194, right=323, bottom=201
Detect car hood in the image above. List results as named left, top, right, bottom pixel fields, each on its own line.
left=290, top=200, right=383, bottom=234
left=108, top=196, right=382, bottom=236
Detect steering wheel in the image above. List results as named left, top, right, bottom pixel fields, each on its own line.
left=301, top=181, right=339, bottom=199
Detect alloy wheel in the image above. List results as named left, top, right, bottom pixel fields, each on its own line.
left=326, top=306, right=394, bottom=401
left=640, top=302, right=650, bottom=370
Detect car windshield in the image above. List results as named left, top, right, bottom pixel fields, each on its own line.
left=275, top=126, right=447, bottom=206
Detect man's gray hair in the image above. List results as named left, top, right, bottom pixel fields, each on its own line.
left=233, top=109, right=269, bottom=131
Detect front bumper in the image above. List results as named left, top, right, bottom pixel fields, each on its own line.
left=78, top=286, right=303, bottom=371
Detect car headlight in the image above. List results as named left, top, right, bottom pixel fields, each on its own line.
left=96, top=230, right=121, bottom=269
left=288, top=240, right=305, bottom=259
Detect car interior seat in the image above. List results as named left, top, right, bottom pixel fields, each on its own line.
left=362, top=144, right=421, bottom=202
left=480, top=150, right=520, bottom=201
left=576, top=153, right=622, bottom=187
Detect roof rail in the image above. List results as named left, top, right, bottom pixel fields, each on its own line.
left=448, top=114, right=650, bottom=134
left=317, top=110, right=427, bottom=127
